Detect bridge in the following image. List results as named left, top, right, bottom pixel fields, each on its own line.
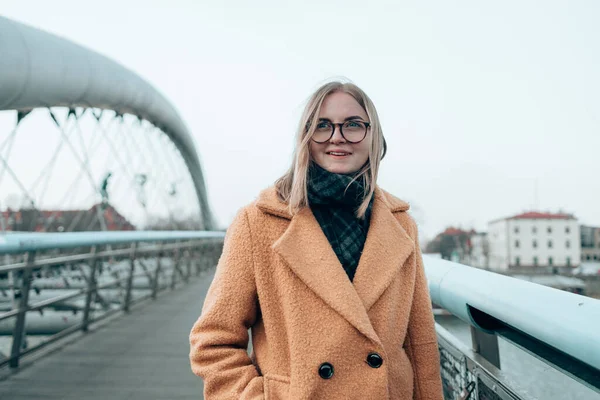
left=0, top=16, right=599, bottom=400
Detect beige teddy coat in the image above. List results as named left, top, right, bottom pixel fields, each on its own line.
left=189, top=186, right=443, bottom=399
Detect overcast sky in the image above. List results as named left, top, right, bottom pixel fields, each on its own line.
left=3, top=0, right=599, bottom=240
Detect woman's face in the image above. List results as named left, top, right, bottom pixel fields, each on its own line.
left=309, top=91, right=371, bottom=175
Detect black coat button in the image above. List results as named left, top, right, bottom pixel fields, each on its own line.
left=318, top=362, right=334, bottom=379
left=367, top=353, right=383, bottom=368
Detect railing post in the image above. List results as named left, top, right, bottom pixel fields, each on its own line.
left=214, top=241, right=222, bottom=266
left=152, top=244, right=163, bottom=299
left=470, top=325, right=501, bottom=369
left=211, top=242, right=218, bottom=268
left=194, top=249, right=201, bottom=276
left=123, top=242, right=138, bottom=312
left=82, top=246, right=98, bottom=332
left=195, top=246, right=202, bottom=276
left=170, top=245, right=182, bottom=290
left=9, top=251, right=36, bottom=369
left=202, top=244, right=210, bottom=273
left=185, top=249, right=192, bottom=282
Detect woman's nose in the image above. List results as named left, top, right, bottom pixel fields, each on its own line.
left=329, top=125, right=346, bottom=143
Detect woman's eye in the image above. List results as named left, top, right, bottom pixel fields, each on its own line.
left=316, top=122, right=331, bottom=129
left=346, top=121, right=361, bottom=128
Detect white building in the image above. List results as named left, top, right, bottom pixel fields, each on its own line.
left=488, top=212, right=581, bottom=271
left=581, top=225, right=600, bottom=262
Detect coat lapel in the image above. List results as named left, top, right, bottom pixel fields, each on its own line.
left=272, top=206, right=381, bottom=344
left=352, top=188, right=415, bottom=312
left=259, top=186, right=414, bottom=343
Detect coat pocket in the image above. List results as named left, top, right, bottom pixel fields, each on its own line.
left=264, top=374, right=291, bottom=400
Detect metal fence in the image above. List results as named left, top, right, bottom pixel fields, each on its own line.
left=2, top=233, right=599, bottom=399
left=0, top=231, right=224, bottom=369
left=427, top=255, right=600, bottom=399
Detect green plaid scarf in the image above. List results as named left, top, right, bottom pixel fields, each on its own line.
left=307, top=162, right=374, bottom=282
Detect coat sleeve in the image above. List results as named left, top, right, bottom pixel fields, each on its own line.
left=189, top=208, right=264, bottom=400
left=404, top=221, right=444, bottom=400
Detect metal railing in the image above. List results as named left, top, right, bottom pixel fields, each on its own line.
left=3, top=233, right=599, bottom=398
left=0, top=230, right=224, bottom=369
left=425, top=256, right=600, bottom=399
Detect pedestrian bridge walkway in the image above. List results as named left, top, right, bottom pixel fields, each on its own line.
left=0, top=271, right=213, bottom=400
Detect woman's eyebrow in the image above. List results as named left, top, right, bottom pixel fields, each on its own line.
left=344, top=115, right=366, bottom=121
left=318, top=116, right=366, bottom=122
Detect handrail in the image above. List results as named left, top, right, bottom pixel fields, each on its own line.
left=0, top=230, right=225, bottom=368
left=5, top=232, right=598, bottom=390
left=0, top=231, right=225, bottom=255
left=424, top=255, right=600, bottom=391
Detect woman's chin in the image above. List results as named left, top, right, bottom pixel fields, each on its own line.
left=321, top=163, right=357, bottom=175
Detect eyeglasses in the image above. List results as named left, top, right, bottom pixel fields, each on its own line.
left=310, top=120, right=371, bottom=144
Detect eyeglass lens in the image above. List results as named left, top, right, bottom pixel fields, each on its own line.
left=313, top=121, right=367, bottom=143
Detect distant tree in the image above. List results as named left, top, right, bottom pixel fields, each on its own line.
left=428, top=227, right=475, bottom=262
left=17, top=208, right=39, bottom=232
left=440, top=235, right=456, bottom=260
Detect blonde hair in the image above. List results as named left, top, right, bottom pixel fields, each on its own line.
left=275, top=81, right=387, bottom=218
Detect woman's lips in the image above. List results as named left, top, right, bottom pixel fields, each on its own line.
left=326, top=151, right=351, bottom=159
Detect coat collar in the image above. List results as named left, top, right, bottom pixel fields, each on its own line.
left=257, top=186, right=414, bottom=344
left=255, top=186, right=410, bottom=219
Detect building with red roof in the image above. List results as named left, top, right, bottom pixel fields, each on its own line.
left=488, top=210, right=580, bottom=271
left=0, top=203, right=135, bottom=232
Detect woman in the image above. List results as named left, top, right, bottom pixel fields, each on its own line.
left=189, top=81, right=443, bottom=399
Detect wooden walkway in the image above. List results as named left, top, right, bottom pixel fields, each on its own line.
left=0, top=271, right=215, bottom=400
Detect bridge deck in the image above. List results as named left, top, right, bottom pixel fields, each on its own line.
left=0, top=272, right=214, bottom=400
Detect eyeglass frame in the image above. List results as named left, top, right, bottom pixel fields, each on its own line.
left=309, top=119, right=371, bottom=144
